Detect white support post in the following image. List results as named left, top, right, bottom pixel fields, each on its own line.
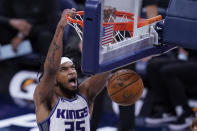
left=133, top=0, right=139, bottom=37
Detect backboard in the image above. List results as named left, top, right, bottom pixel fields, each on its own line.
left=81, top=0, right=176, bottom=74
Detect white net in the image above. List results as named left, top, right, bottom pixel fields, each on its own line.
left=66, top=10, right=160, bottom=64
left=67, top=14, right=84, bottom=40
left=66, top=12, right=133, bottom=48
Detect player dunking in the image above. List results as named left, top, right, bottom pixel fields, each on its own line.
left=33, top=9, right=110, bottom=131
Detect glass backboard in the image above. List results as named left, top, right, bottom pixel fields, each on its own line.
left=81, top=0, right=176, bottom=74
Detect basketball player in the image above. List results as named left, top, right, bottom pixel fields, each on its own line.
left=33, top=8, right=110, bottom=131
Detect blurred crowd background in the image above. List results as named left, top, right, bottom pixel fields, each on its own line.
left=0, top=0, right=197, bottom=131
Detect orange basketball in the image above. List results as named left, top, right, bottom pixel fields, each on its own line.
left=107, top=69, right=144, bottom=106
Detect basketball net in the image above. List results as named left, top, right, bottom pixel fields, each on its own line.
left=66, top=10, right=162, bottom=53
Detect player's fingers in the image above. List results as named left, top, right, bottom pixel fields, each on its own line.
left=62, top=9, right=69, bottom=17
left=70, top=9, right=76, bottom=18
left=64, top=9, right=76, bottom=18
left=71, top=8, right=76, bottom=11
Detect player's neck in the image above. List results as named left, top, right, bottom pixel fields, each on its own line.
left=55, top=86, right=77, bottom=99
left=61, top=91, right=76, bottom=99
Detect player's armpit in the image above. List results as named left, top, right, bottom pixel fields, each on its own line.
left=33, top=77, right=55, bottom=106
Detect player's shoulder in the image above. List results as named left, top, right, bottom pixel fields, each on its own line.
left=77, top=93, right=88, bottom=103
left=78, top=77, right=90, bottom=92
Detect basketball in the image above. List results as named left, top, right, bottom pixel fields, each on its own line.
left=107, top=69, right=144, bottom=106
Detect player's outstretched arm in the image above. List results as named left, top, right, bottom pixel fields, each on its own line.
left=34, top=9, right=75, bottom=106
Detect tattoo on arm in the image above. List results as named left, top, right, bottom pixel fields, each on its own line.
left=47, top=42, right=60, bottom=64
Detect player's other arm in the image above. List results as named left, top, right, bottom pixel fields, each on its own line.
left=79, top=72, right=110, bottom=112
left=34, top=9, right=75, bottom=106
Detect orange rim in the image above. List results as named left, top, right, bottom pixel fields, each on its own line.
left=65, top=11, right=84, bottom=27
left=65, top=11, right=162, bottom=32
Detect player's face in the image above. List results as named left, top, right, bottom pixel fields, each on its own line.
left=56, top=62, right=78, bottom=92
